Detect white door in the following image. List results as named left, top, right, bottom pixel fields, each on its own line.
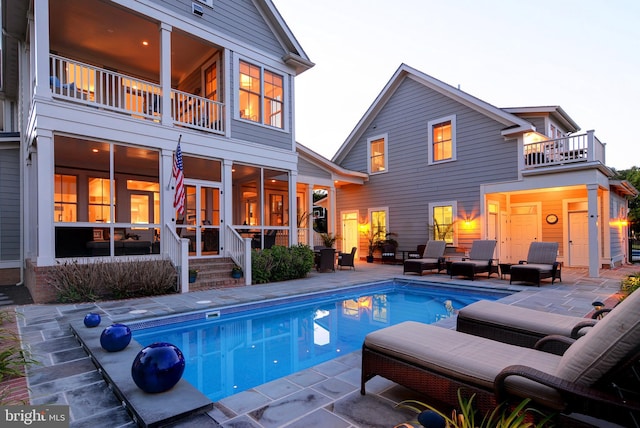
left=568, top=211, right=589, bottom=266
left=510, top=213, right=538, bottom=262
left=341, top=211, right=359, bottom=256
left=499, top=212, right=509, bottom=263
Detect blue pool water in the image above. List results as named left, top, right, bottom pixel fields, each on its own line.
left=131, top=281, right=508, bottom=402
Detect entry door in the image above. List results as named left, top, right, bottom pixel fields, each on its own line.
left=568, top=211, right=589, bottom=266
left=341, top=211, right=358, bottom=255
left=510, top=213, right=539, bottom=262
left=176, top=183, right=222, bottom=257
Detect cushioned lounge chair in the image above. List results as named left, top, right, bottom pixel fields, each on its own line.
left=361, top=288, right=640, bottom=426
left=456, top=300, right=601, bottom=355
left=510, top=241, right=561, bottom=286
left=449, top=240, right=497, bottom=280
left=337, top=247, right=357, bottom=270
left=403, top=240, right=446, bottom=276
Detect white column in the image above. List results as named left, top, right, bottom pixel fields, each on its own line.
left=289, top=170, right=298, bottom=245
left=159, top=23, right=172, bottom=126
left=223, top=159, right=234, bottom=254
left=308, top=184, right=315, bottom=246
left=587, top=184, right=599, bottom=277
left=33, top=0, right=50, bottom=98
left=162, top=149, right=175, bottom=224
left=36, top=131, right=55, bottom=266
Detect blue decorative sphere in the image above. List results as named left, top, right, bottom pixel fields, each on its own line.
left=417, top=410, right=446, bottom=428
left=131, top=342, right=185, bottom=393
left=84, top=312, right=101, bottom=328
left=100, top=324, right=132, bottom=352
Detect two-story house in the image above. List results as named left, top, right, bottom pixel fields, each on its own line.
left=2, top=0, right=325, bottom=302
left=331, top=64, right=636, bottom=277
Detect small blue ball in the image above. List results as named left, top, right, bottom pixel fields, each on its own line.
left=84, top=312, right=101, bottom=328
left=417, top=410, right=446, bottom=428
left=131, top=342, right=185, bottom=393
left=100, top=323, right=132, bottom=352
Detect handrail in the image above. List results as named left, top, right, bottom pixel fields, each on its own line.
left=171, top=88, right=224, bottom=134
left=226, top=225, right=252, bottom=286
left=164, top=223, right=189, bottom=293
left=523, top=131, right=604, bottom=168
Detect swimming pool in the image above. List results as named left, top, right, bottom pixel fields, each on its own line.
left=130, top=281, right=508, bottom=401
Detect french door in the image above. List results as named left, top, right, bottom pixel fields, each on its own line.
left=176, top=182, right=222, bottom=257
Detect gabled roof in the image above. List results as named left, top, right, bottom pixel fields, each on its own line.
left=297, top=143, right=367, bottom=187
left=503, top=106, right=580, bottom=133
left=332, top=63, right=536, bottom=163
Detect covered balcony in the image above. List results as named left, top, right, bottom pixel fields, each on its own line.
left=47, top=0, right=224, bottom=134
left=523, top=130, right=606, bottom=170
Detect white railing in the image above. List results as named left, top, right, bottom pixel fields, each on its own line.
left=226, top=226, right=252, bottom=286
left=523, top=130, right=604, bottom=168
left=164, top=224, right=189, bottom=293
left=172, top=89, right=224, bottom=134
left=49, top=54, right=224, bottom=134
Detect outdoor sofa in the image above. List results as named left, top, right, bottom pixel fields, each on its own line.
left=361, top=287, right=640, bottom=426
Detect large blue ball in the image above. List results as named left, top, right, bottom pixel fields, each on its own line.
left=100, top=324, right=132, bottom=352
left=131, top=342, right=185, bottom=393
left=84, top=312, right=101, bottom=328
left=417, top=410, right=446, bottom=428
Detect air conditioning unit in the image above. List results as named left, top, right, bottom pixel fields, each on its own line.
left=192, top=3, right=204, bottom=16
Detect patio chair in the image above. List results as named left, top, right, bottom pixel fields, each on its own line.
left=510, top=241, right=561, bottom=286
left=337, top=247, right=357, bottom=270
left=449, top=240, right=497, bottom=280
left=407, top=244, right=426, bottom=259
left=361, top=288, right=640, bottom=427
left=380, top=243, right=397, bottom=264
left=316, top=247, right=335, bottom=272
left=456, top=300, right=603, bottom=355
left=403, top=241, right=446, bottom=276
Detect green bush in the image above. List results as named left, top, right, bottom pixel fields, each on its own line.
left=621, top=272, right=640, bottom=299
left=0, top=310, right=38, bottom=405
left=251, top=244, right=314, bottom=284
left=47, top=260, right=177, bottom=303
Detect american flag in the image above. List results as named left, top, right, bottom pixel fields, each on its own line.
left=173, top=141, right=185, bottom=215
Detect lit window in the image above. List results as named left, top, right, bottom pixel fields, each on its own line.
left=88, top=178, right=113, bottom=222
left=54, top=174, right=77, bottom=222
left=238, top=60, right=284, bottom=128
left=428, top=115, right=456, bottom=164
left=368, top=135, right=387, bottom=174
left=370, top=209, right=388, bottom=238
left=430, top=201, right=456, bottom=244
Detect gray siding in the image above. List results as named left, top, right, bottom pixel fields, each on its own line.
left=0, top=148, right=20, bottom=260
left=337, top=77, right=519, bottom=250
left=157, top=0, right=285, bottom=58
left=298, top=157, right=332, bottom=180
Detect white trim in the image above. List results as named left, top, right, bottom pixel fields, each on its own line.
left=428, top=200, right=458, bottom=246
left=367, top=134, right=388, bottom=175
left=427, top=114, right=456, bottom=165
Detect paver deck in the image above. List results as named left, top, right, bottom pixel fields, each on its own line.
left=8, top=262, right=637, bottom=427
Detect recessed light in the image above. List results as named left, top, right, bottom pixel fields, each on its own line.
left=92, top=149, right=99, bottom=153
left=142, top=41, right=149, bottom=46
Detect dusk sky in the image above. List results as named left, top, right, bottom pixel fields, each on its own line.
left=274, top=0, right=640, bottom=171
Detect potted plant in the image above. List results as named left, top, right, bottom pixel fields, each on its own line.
left=319, top=232, right=340, bottom=248
left=188, top=269, right=198, bottom=283
left=362, top=226, right=383, bottom=263
left=231, top=264, right=243, bottom=279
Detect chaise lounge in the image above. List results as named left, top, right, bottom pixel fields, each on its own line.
left=403, top=240, right=446, bottom=276
left=509, top=241, right=561, bottom=286
left=361, top=288, right=640, bottom=426
left=449, top=240, right=497, bottom=280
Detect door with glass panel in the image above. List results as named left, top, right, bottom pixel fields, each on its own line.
left=176, top=182, right=222, bottom=257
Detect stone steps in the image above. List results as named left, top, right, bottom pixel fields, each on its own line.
left=187, top=258, right=244, bottom=290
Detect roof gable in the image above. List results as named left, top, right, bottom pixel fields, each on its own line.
left=332, top=63, right=534, bottom=163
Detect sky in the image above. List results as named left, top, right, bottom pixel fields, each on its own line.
left=273, top=0, right=640, bottom=171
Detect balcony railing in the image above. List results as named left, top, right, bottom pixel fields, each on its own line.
left=49, top=54, right=224, bottom=134
left=523, top=130, right=604, bottom=169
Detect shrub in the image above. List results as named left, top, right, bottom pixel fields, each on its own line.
left=47, top=259, right=177, bottom=303
left=621, top=272, right=640, bottom=299
left=0, top=310, right=38, bottom=405
left=251, top=244, right=314, bottom=284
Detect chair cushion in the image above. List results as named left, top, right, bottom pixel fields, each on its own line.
left=526, top=242, right=558, bottom=264
left=364, top=321, right=564, bottom=409
left=423, top=241, right=446, bottom=258
left=510, top=263, right=554, bottom=275
left=555, top=289, right=640, bottom=386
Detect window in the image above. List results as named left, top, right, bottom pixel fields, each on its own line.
left=428, top=115, right=456, bottom=164
left=238, top=60, right=284, bottom=129
left=429, top=201, right=457, bottom=244
left=368, top=135, right=387, bottom=174
left=370, top=208, right=388, bottom=239
left=88, top=178, right=113, bottom=222
left=54, top=174, right=77, bottom=222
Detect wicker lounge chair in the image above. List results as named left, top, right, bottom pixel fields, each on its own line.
left=403, top=240, right=446, bottom=276
left=361, top=288, right=640, bottom=426
left=449, top=240, right=497, bottom=280
left=337, top=247, right=357, bottom=270
left=510, top=242, right=561, bottom=286
left=456, top=300, right=603, bottom=355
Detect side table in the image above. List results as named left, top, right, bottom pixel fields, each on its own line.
left=499, top=263, right=513, bottom=280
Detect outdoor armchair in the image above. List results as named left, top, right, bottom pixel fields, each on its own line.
left=361, top=288, right=640, bottom=426
left=510, top=241, right=561, bottom=286
left=449, top=240, right=497, bottom=280
left=337, top=247, right=357, bottom=270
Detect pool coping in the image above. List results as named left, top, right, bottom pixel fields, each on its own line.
left=70, top=319, right=213, bottom=428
